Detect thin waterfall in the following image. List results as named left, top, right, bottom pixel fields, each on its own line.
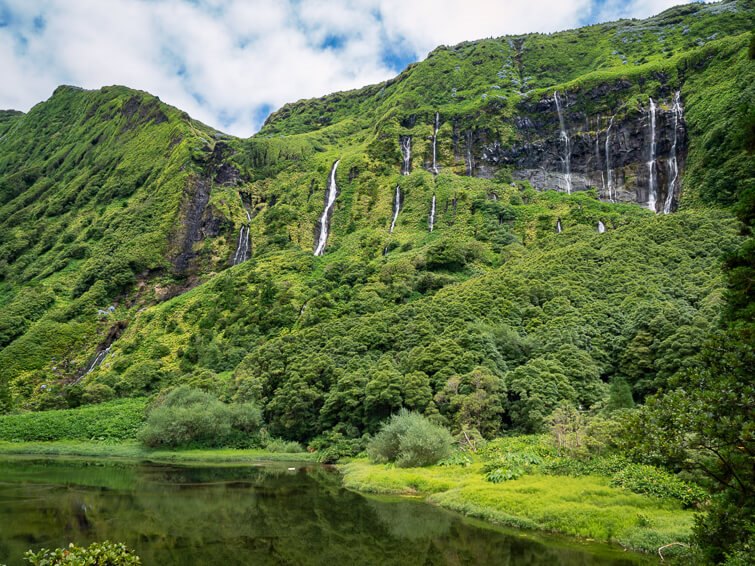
left=647, top=98, right=658, bottom=212
left=465, top=130, right=474, bottom=176
left=556, top=219, right=562, bottom=234
left=400, top=136, right=411, bottom=175
left=389, top=185, right=401, bottom=233
left=554, top=91, right=572, bottom=193
left=314, top=160, right=340, bottom=256
left=594, top=118, right=606, bottom=197
left=663, top=91, right=683, bottom=214
left=85, top=346, right=111, bottom=375
left=233, top=225, right=250, bottom=264
left=429, top=194, right=436, bottom=232
left=233, top=193, right=252, bottom=265
left=605, top=115, right=615, bottom=202
left=597, top=221, right=606, bottom=233
left=431, top=112, right=440, bottom=175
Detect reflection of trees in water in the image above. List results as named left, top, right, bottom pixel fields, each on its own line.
left=0, top=460, right=643, bottom=566
left=367, top=498, right=453, bottom=540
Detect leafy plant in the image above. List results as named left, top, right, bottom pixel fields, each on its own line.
left=367, top=409, right=454, bottom=468
left=24, top=541, right=141, bottom=565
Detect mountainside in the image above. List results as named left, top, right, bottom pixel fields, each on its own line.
left=0, top=0, right=753, bottom=444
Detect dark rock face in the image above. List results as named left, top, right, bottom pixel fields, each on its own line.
left=173, top=142, right=239, bottom=274
left=475, top=89, right=687, bottom=211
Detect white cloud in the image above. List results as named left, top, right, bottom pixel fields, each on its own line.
left=0, top=0, right=703, bottom=136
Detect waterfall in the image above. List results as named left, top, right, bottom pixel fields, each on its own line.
left=314, top=159, right=340, bottom=256
left=556, top=219, right=562, bottom=234
left=233, top=225, right=250, bottom=264
left=85, top=346, right=111, bottom=375
left=429, top=194, right=436, bottom=232
left=594, top=120, right=606, bottom=197
left=647, top=98, right=658, bottom=212
left=597, top=221, right=606, bottom=233
left=233, top=194, right=252, bottom=265
left=605, top=115, right=615, bottom=202
left=663, top=91, right=683, bottom=214
left=465, top=130, right=474, bottom=176
left=389, top=185, right=401, bottom=233
left=400, top=136, right=411, bottom=176
left=554, top=91, right=572, bottom=194
left=431, top=112, right=440, bottom=175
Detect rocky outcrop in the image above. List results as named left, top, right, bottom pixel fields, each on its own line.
left=173, top=142, right=239, bottom=274
left=477, top=88, right=687, bottom=212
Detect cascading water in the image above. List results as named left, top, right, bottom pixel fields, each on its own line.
left=232, top=194, right=252, bottom=265
left=428, top=194, right=436, bottom=232
left=431, top=112, right=440, bottom=175
left=554, top=91, right=572, bottom=194
left=233, top=226, right=250, bottom=264
left=389, top=185, right=401, bottom=233
left=605, top=115, right=615, bottom=202
left=85, top=347, right=111, bottom=375
left=647, top=98, right=658, bottom=212
left=314, top=160, right=340, bottom=256
left=400, top=136, right=411, bottom=176
left=556, top=219, right=562, bottom=234
left=597, top=221, right=606, bottom=233
left=594, top=120, right=606, bottom=197
left=465, top=130, right=474, bottom=176
left=663, top=91, right=683, bottom=214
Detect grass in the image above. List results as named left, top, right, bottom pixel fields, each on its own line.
left=0, top=439, right=318, bottom=464
left=341, top=460, right=695, bottom=555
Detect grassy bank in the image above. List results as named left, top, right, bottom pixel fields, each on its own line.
left=342, top=460, right=694, bottom=555
left=0, top=440, right=318, bottom=464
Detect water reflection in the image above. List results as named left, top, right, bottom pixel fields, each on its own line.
left=0, top=458, right=649, bottom=565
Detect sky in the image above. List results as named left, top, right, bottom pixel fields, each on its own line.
left=0, top=0, right=703, bottom=137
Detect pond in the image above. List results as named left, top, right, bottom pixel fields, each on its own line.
left=0, top=457, right=650, bottom=565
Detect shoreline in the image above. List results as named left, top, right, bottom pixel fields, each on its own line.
left=339, top=459, right=694, bottom=558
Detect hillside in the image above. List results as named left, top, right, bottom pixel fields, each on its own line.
left=0, top=0, right=752, bottom=440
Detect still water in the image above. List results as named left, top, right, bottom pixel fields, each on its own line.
left=0, top=457, right=650, bottom=565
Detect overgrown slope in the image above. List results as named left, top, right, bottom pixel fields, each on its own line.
left=0, top=0, right=752, bottom=440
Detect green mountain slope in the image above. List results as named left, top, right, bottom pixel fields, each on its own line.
left=0, top=0, right=752, bottom=441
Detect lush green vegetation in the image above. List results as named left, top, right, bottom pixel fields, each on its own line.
left=367, top=409, right=453, bottom=467
left=24, top=541, right=141, bottom=566
left=0, top=1, right=752, bottom=562
left=0, top=398, right=147, bottom=441
left=137, top=386, right=262, bottom=448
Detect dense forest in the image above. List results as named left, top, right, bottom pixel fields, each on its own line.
left=0, top=0, right=753, bottom=562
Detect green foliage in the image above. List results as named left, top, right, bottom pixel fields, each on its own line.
left=262, top=437, right=305, bottom=453
left=24, top=541, right=140, bottom=565
left=0, top=398, right=147, bottom=441
left=367, top=409, right=454, bottom=467
left=137, top=387, right=262, bottom=448
left=611, top=463, right=709, bottom=508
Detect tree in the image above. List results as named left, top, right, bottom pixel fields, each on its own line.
left=434, top=367, right=504, bottom=437
left=505, top=358, right=576, bottom=433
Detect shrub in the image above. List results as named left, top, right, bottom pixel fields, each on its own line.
left=264, top=437, right=305, bottom=453
left=367, top=409, right=454, bottom=468
left=137, top=387, right=262, bottom=448
left=611, top=463, right=709, bottom=507
left=25, top=541, right=140, bottom=565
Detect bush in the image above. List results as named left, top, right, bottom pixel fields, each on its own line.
left=25, top=541, right=140, bottom=565
left=264, top=437, right=305, bottom=453
left=611, top=463, right=709, bottom=507
left=367, top=409, right=453, bottom=468
left=137, top=387, right=262, bottom=448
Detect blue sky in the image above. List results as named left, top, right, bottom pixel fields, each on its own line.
left=0, top=0, right=702, bottom=136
